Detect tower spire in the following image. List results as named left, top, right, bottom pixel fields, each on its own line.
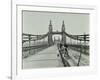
left=49, top=20, right=52, bottom=26
left=48, top=20, right=53, bottom=46
left=62, top=20, right=65, bottom=27
left=62, top=20, right=65, bottom=32
left=61, top=20, right=66, bottom=44
left=49, top=20, right=53, bottom=32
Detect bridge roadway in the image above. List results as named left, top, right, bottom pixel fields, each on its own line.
left=23, top=45, right=89, bottom=69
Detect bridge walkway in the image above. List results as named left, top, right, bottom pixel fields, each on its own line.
left=23, top=45, right=64, bottom=69
left=23, top=45, right=89, bottom=69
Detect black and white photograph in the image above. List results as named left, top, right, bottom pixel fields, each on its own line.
left=1, top=0, right=99, bottom=79
left=22, top=10, right=89, bottom=69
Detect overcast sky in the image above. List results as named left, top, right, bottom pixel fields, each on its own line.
left=23, top=11, right=89, bottom=35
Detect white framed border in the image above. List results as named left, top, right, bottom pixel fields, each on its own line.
left=12, top=2, right=98, bottom=80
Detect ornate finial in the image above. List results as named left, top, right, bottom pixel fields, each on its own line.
left=63, top=20, right=64, bottom=24
left=49, top=20, right=53, bottom=32
left=49, top=20, right=52, bottom=26
left=62, top=20, right=65, bottom=32
left=62, top=20, right=65, bottom=26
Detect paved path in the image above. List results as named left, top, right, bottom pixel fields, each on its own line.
left=23, top=45, right=89, bottom=69
left=23, top=45, right=63, bottom=69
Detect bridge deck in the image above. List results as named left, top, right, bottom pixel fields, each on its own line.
left=23, top=45, right=89, bottom=69
left=23, top=45, right=63, bottom=69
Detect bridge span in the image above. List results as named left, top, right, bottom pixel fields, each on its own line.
left=22, top=20, right=89, bottom=69
left=23, top=44, right=89, bottom=69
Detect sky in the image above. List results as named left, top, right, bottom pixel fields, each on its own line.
left=22, top=10, right=89, bottom=35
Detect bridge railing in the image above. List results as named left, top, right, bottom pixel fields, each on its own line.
left=64, top=32, right=89, bottom=41
left=22, top=32, right=49, bottom=58
left=57, top=42, right=89, bottom=67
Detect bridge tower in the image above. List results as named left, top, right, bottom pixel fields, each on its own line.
left=61, top=20, right=66, bottom=44
left=48, top=20, right=53, bottom=46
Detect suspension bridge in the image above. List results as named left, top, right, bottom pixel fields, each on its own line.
left=22, top=20, right=89, bottom=69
